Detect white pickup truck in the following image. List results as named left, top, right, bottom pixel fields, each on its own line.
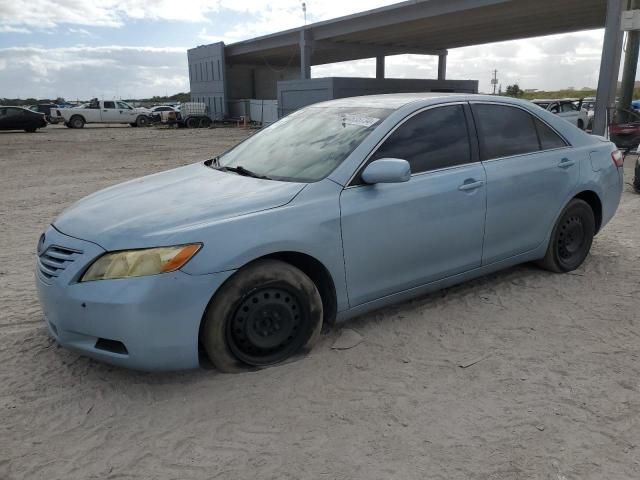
left=52, top=99, right=152, bottom=128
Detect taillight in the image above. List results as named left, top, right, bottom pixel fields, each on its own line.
left=611, top=150, right=624, bottom=168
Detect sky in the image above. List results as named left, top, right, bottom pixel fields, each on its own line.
left=0, top=0, right=611, bottom=100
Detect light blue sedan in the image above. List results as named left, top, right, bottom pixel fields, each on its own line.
left=36, top=93, right=623, bottom=372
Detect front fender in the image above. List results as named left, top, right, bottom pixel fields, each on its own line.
left=180, top=179, right=349, bottom=311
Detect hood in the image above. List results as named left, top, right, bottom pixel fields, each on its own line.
left=53, top=163, right=305, bottom=250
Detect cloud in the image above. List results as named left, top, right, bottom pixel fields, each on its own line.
left=0, top=0, right=394, bottom=32
left=0, top=25, right=31, bottom=33
left=0, top=46, right=189, bottom=99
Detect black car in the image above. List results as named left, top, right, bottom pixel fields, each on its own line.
left=0, top=106, right=47, bottom=133
left=29, top=103, right=60, bottom=123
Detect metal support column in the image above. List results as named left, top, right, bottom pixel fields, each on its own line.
left=376, top=55, right=385, bottom=79
left=300, top=29, right=312, bottom=80
left=438, top=52, right=447, bottom=81
left=620, top=0, right=640, bottom=121
left=593, top=0, right=625, bottom=136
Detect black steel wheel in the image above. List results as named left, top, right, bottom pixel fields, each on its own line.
left=201, top=259, right=323, bottom=372
left=537, top=198, right=595, bottom=273
left=226, top=286, right=307, bottom=366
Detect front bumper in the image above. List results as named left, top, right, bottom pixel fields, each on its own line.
left=35, top=226, right=234, bottom=371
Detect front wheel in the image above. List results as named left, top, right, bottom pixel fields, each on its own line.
left=136, top=115, right=149, bottom=127
left=201, top=259, right=323, bottom=372
left=537, top=199, right=595, bottom=273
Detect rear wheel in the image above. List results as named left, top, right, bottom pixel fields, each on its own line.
left=136, top=115, right=149, bottom=127
left=199, top=117, right=212, bottom=128
left=201, top=259, right=323, bottom=372
left=69, top=115, right=84, bottom=129
left=24, top=128, right=37, bottom=133
left=577, top=119, right=585, bottom=130
left=186, top=117, right=199, bottom=129
left=537, top=199, right=595, bottom=273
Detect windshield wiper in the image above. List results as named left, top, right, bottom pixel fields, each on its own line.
left=219, top=165, right=272, bottom=180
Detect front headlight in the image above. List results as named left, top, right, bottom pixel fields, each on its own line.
left=81, top=244, right=201, bottom=282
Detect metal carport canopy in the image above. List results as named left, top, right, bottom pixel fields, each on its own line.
left=224, top=0, right=608, bottom=66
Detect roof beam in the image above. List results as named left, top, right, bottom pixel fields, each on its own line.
left=314, top=40, right=446, bottom=57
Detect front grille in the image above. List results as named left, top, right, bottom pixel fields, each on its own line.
left=38, top=245, right=83, bottom=279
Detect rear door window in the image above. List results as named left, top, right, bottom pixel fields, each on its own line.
left=471, top=104, right=541, bottom=160
left=369, top=104, right=472, bottom=175
left=103, top=101, right=116, bottom=109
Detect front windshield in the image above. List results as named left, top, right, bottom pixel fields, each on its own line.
left=217, top=106, right=393, bottom=182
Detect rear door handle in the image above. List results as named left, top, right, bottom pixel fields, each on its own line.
left=558, top=158, right=575, bottom=169
left=458, top=179, right=484, bottom=191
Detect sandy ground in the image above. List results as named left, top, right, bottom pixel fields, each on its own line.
left=1, top=124, right=640, bottom=480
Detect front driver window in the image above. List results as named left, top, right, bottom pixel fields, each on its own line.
left=367, top=104, right=472, bottom=176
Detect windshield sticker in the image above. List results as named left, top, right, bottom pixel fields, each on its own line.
left=341, top=114, right=380, bottom=128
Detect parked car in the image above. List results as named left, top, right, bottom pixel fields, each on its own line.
left=51, top=98, right=151, bottom=128
left=29, top=103, right=61, bottom=124
left=0, top=106, right=47, bottom=132
left=35, top=94, right=623, bottom=372
left=532, top=99, right=588, bottom=130
left=149, top=105, right=178, bottom=124
left=608, top=108, right=640, bottom=150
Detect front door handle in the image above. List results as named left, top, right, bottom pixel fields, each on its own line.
left=458, top=179, right=484, bottom=191
left=558, top=158, right=575, bottom=169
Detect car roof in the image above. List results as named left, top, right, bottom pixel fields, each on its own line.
left=310, top=92, right=538, bottom=110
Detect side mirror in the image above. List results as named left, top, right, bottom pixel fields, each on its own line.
left=361, top=158, right=411, bottom=184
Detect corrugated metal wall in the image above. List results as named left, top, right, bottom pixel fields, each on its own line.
left=187, top=42, right=227, bottom=121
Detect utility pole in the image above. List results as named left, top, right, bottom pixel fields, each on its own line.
left=302, top=2, right=307, bottom=25
left=491, top=69, right=499, bottom=95
left=620, top=0, right=640, bottom=121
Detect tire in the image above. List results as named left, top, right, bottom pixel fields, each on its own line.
left=186, top=117, right=199, bottom=129
left=577, top=119, right=584, bottom=130
left=136, top=115, right=149, bottom=127
left=129, top=123, right=138, bottom=128
left=537, top=199, right=595, bottom=273
left=201, top=259, right=323, bottom=373
left=24, top=128, right=37, bottom=133
left=69, top=115, right=84, bottom=129
left=199, top=117, right=212, bottom=128
left=64, top=122, right=72, bottom=128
